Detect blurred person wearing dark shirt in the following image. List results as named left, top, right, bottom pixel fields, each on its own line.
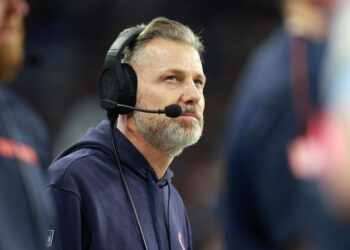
left=0, top=0, right=52, bottom=249
left=288, top=0, right=350, bottom=221
left=223, top=0, right=350, bottom=249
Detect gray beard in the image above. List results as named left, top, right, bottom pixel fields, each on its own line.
left=134, top=109, right=203, bottom=156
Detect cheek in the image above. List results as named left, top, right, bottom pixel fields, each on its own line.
left=137, top=85, right=167, bottom=108
left=199, top=97, right=205, bottom=112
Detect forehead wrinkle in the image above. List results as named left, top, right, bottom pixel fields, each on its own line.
left=130, top=37, right=204, bottom=80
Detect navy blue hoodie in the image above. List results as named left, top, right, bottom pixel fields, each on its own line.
left=47, top=120, right=192, bottom=250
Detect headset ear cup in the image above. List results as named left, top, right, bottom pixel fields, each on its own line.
left=99, top=56, right=119, bottom=110
left=100, top=27, right=144, bottom=113
left=122, top=63, right=137, bottom=107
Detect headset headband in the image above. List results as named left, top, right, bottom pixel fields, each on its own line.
left=107, top=27, right=145, bottom=58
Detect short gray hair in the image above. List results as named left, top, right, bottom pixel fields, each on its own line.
left=120, top=17, right=204, bottom=63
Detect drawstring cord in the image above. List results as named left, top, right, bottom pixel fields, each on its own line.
left=146, top=171, right=173, bottom=250
left=167, top=181, right=172, bottom=250
left=147, top=171, right=164, bottom=250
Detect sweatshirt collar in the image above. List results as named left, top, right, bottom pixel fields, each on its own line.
left=105, top=120, right=174, bottom=185
left=56, top=120, right=174, bottom=185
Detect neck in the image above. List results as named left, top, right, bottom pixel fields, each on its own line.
left=117, top=114, right=173, bottom=180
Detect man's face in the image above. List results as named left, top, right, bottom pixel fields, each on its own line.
left=131, top=37, right=206, bottom=156
left=0, top=0, right=29, bottom=83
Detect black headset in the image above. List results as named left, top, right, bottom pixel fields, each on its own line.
left=99, top=27, right=145, bottom=114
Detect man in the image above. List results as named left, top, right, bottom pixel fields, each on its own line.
left=0, top=0, right=52, bottom=249
left=223, top=0, right=350, bottom=249
left=47, top=17, right=205, bottom=250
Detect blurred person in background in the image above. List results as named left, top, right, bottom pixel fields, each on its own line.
left=47, top=17, right=205, bottom=250
left=288, top=0, right=350, bottom=221
left=0, top=0, right=53, bottom=249
left=222, top=0, right=350, bottom=249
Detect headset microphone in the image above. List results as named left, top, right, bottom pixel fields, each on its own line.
left=116, top=103, right=182, bottom=118
left=101, top=100, right=182, bottom=118
left=163, top=104, right=182, bottom=118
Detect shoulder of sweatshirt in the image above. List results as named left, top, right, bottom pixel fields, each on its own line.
left=46, top=147, right=111, bottom=194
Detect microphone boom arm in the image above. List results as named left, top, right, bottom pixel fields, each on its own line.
left=116, top=103, right=165, bottom=114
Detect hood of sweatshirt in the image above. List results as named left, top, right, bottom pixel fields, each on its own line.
left=53, top=119, right=174, bottom=185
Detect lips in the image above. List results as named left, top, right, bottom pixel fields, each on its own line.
left=175, top=105, right=203, bottom=123
left=180, top=113, right=200, bottom=121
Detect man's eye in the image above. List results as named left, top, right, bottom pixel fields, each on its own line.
left=166, top=76, right=176, bottom=81
left=194, top=79, right=203, bottom=85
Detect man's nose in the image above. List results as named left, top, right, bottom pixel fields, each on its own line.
left=6, top=0, right=29, bottom=18
left=181, top=80, right=202, bottom=105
